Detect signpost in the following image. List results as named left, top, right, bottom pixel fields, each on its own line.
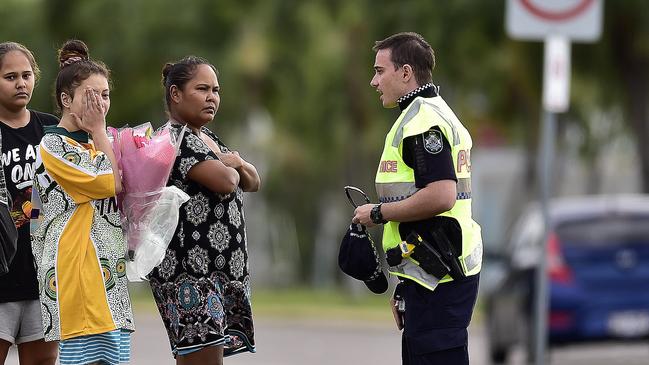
left=505, top=1, right=603, bottom=364
left=543, top=36, right=571, bottom=113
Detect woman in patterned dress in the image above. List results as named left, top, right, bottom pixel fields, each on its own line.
left=31, top=40, right=134, bottom=365
left=148, top=56, right=260, bottom=365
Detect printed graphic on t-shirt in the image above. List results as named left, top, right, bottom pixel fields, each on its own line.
left=2, top=143, right=38, bottom=227
left=10, top=188, right=32, bottom=228
left=2, top=143, right=38, bottom=182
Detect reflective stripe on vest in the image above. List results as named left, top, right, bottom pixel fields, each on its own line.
left=388, top=243, right=482, bottom=291
left=375, top=95, right=483, bottom=290
left=376, top=178, right=472, bottom=202
left=390, top=259, right=441, bottom=292
left=392, top=98, right=460, bottom=148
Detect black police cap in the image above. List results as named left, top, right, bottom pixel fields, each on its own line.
left=338, top=223, right=388, bottom=294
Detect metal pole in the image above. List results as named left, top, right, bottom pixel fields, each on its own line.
left=533, top=110, right=556, bottom=365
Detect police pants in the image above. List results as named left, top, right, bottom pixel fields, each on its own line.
left=400, top=274, right=479, bottom=365
left=402, top=340, right=468, bottom=365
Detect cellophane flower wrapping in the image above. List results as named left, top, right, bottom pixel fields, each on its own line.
left=108, top=122, right=189, bottom=281
left=125, top=186, right=188, bottom=281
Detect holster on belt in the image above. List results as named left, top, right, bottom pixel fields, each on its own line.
left=386, top=232, right=450, bottom=279
left=391, top=217, right=466, bottom=280
left=430, top=227, right=466, bottom=280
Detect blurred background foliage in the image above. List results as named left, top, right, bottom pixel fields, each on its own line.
left=3, top=0, right=649, bottom=287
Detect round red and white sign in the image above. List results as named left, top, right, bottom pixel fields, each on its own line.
left=520, top=0, right=594, bottom=21
left=506, top=0, right=602, bottom=41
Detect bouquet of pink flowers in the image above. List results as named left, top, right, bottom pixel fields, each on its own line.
left=109, top=122, right=189, bottom=281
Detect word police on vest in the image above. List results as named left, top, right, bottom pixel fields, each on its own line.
left=338, top=223, right=388, bottom=294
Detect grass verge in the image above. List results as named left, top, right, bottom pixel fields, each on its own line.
left=129, top=283, right=392, bottom=322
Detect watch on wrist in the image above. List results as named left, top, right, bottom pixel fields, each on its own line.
left=370, top=203, right=387, bottom=224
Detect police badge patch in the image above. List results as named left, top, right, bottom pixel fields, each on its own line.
left=423, top=129, right=443, bottom=154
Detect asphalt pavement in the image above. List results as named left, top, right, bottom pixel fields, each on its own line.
left=6, top=310, right=649, bottom=364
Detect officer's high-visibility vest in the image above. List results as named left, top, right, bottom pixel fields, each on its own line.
left=375, top=95, right=482, bottom=291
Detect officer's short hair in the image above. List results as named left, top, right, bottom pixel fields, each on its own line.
left=373, top=32, right=435, bottom=86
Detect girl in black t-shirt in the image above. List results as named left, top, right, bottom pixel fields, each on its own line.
left=0, top=42, right=58, bottom=365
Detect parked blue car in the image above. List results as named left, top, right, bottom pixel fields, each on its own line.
left=484, top=195, right=649, bottom=363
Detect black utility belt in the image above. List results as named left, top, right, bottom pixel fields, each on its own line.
left=386, top=229, right=466, bottom=280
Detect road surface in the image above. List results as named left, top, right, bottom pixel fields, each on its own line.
left=6, top=311, right=649, bottom=364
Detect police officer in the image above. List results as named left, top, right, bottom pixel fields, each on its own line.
left=352, top=32, right=482, bottom=364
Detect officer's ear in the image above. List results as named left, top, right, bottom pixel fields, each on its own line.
left=402, top=64, right=414, bottom=83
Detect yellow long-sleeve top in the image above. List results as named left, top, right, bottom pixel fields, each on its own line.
left=31, top=127, right=134, bottom=341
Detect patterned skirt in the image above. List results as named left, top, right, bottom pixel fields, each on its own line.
left=148, top=270, right=255, bottom=357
